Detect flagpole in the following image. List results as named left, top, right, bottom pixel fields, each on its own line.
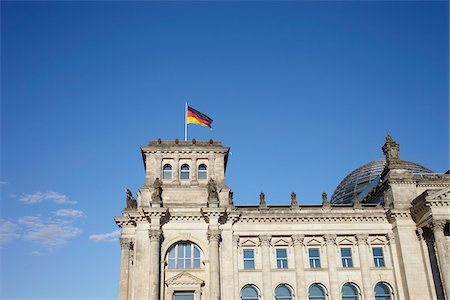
left=184, top=102, right=188, bottom=141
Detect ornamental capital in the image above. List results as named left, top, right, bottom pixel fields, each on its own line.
left=232, top=235, right=240, bottom=246
left=148, top=229, right=162, bottom=242
left=259, top=234, right=272, bottom=247
left=207, top=229, right=222, bottom=242
left=356, top=233, right=369, bottom=245
left=386, top=232, right=395, bottom=244
left=120, top=237, right=133, bottom=250
left=431, top=220, right=447, bottom=232
left=291, top=234, right=305, bottom=246
left=415, top=228, right=424, bottom=241
left=324, top=234, right=337, bottom=245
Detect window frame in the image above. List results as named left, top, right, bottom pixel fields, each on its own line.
left=241, top=285, right=259, bottom=300
left=374, top=282, right=392, bottom=300
left=275, top=284, right=292, bottom=300
left=309, top=248, right=321, bottom=269
left=276, top=248, right=288, bottom=269
left=167, top=242, right=201, bottom=269
left=180, top=164, right=190, bottom=180
left=341, top=283, right=359, bottom=300
left=197, top=164, right=208, bottom=180
left=372, top=247, right=385, bottom=267
left=340, top=248, right=353, bottom=268
left=308, top=283, right=326, bottom=300
left=243, top=249, right=255, bottom=270
left=163, top=164, right=173, bottom=180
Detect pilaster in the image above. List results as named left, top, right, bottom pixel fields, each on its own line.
left=324, top=234, right=339, bottom=299
left=356, top=233, right=373, bottom=299
left=259, top=234, right=272, bottom=300
left=292, top=234, right=306, bottom=299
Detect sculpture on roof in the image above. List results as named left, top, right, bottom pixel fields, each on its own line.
left=125, top=188, right=137, bottom=209
left=259, top=192, right=266, bottom=207
left=291, top=192, right=298, bottom=207
left=322, top=192, right=328, bottom=205
left=352, top=192, right=361, bottom=208
left=382, top=133, right=400, bottom=168
left=151, top=177, right=163, bottom=204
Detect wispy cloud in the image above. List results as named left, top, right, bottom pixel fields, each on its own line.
left=0, top=181, right=7, bottom=185
left=18, top=216, right=81, bottom=248
left=19, top=191, right=75, bottom=204
left=29, top=250, right=43, bottom=256
left=0, top=219, right=20, bottom=243
left=89, top=230, right=121, bottom=242
left=53, top=209, right=86, bottom=219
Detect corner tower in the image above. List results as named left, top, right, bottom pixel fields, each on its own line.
left=139, top=139, right=231, bottom=208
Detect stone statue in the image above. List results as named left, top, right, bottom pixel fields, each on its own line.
left=322, top=192, right=328, bottom=205
left=291, top=192, right=298, bottom=206
left=125, top=188, right=137, bottom=209
left=207, top=178, right=219, bottom=202
left=382, top=133, right=400, bottom=167
left=228, top=191, right=234, bottom=205
left=259, top=192, right=266, bottom=205
left=352, top=192, right=361, bottom=208
left=151, top=178, right=163, bottom=204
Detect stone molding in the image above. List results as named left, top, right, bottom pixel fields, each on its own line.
left=148, top=229, right=163, bottom=242
left=165, top=271, right=205, bottom=286
left=207, top=229, right=222, bottom=242
left=431, top=220, right=447, bottom=232
left=356, top=234, right=369, bottom=245
left=238, top=214, right=387, bottom=223
left=386, top=232, right=395, bottom=244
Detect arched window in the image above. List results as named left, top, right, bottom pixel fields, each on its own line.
left=180, top=164, right=190, bottom=180
left=241, top=285, right=259, bottom=300
left=275, top=285, right=292, bottom=300
left=374, top=283, right=391, bottom=300
left=198, top=164, right=208, bottom=180
left=342, top=283, right=359, bottom=300
left=167, top=242, right=201, bottom=269
left=309, top=284, right=326, bottom=300
left=162, top=164, right=172, bottom=180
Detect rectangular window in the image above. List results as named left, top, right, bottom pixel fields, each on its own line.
left=309, top=248, right=321, bottom=268
left=276, top=249, right=288, bottom=269
left=373, top=247, right=385, bottom=267
left=341, top=248, right=353, bottom=268
left=243, top=249, right=255, bottom=269
left=173, top=292, right=194, bottom=300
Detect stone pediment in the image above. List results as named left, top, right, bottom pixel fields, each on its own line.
left=273, top=238, right=290, bottom=247
left=369, top=237, right=385, bottom=245
left=306, top=238, right=323, bottom=246
left=337, top=237, right=354, bottom=245
left=426, top=187, right=450, bottom=201
left=241, top=238, right=258, bottom=247
left=165, top=271, right=204, bottom=286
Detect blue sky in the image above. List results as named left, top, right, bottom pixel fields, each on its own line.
left=1, top=1, right=448, bottom=299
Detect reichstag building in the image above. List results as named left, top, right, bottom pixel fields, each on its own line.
left=115, top=135, right=449, bottom=300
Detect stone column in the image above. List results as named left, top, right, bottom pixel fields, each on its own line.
left=119, top=237, right=133, bottom=300
left=208, top=229, right=222, bottom=300
left=356, top=234, right=373, bottom=299
left=432, top=220, right=449, bottom=299
left=415, top=229, right=436, bottom=299
left=173, top=153, right=180, bottom=183
left=233, top=235, right=240, bottom=300
left=148, top=229, right=162, bottom=300
left=324, top=234, right=339, bottom=299
left=133, top=223, right=151, bottom=299
left=292, top=234, right=306, bottom=299
left=191, top=156, right=198, bottom=184
left=259, top=234, right=272, bottom=300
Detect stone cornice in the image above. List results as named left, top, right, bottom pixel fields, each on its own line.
left=237, top=214, right=387, bottom=223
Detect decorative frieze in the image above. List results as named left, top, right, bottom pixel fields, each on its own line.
left=259, top=234, right=272, bottom=247
left=292, top=234, right=305, bottom=246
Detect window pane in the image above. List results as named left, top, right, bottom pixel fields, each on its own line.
left=309, top=284, right=325, bottom=299
left=163, top=164, right=172, bottom=180
left=309, top=248, right=319, bottom=257
left=194, top=247, right=200, bottom=258
left=341, top=248, right=351, bottom=257
left=242, top=286, right=258, bottom=297
left=185, top=244, right=192, bottom=258
left=193, top=258, right=200, bottom=268
left=185, top=259, right=191, bottom=269
left=342, top=283, right=358, bottom=296
left=168, top=258, right=176, bottom=269
left=373, top=248, right=383, bottom=256
left=168, top=247, right=176, bottom=258
left=178, top=244, right=185, bottom=258
left=174, top=292, right=194, bottom=300
left=243, top=249, right=254, bottom=258
left=198, top=164, right=207, bottom=180
left=244, top=260, right=255, bottom=269
left=277, top=249, right=287, bottom=258
left=275, top=285, right=291, bottom=297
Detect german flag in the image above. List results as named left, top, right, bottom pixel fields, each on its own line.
left=187, top=106, right=213, bottom=128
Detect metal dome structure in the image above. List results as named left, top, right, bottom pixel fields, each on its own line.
left=330, top=159, right=432, bottom=204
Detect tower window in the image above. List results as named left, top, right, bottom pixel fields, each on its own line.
left=276, top=249, right=288, bottom=269
left=167, top=242, right=201, bottom=269
left=309, top=248, right=321, bottom=268
left=241, top=285, right=259, bottom=300
left=341, top=248, right=353, bottom=268
left=374, top=282, right=391, bottom=300
left=342, top=283, right=359, bottom=300
left=162, top=164, right=172, bottom=180
left=198, top=164, right=208, bottom=180
left=180, top=164, right=190, bottom=180
left=372, top=247, right=385, bottom=267
left=275, top=285, right=292, bottom=300
left=308, top=284, right=326, bottom=300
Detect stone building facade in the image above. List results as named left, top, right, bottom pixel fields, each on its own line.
left=115, top=136, right=450, bottom=300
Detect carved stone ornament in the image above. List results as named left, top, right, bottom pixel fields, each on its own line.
left=292, top=234, right=305, bottom=246
left=259, top=234, right=272, bottom=247
left=259, top=192, right=266, bottom=206
left=291, top=192, right=298, bottom=207
left=120, top=237, right=133, bottom=250
left=125, top=188, right=137, bottom=210
left=324, top=234, right=337, bottom=245
left=431, top=220, right=447, bottom=232
left=232, top=235, right=240, bottom=246
left=322, top=192, right=328, bottom=205
left=228, top=191, right=234, bottom=205
left=356, top=234, right=369, bottom=245
left=151, top=178, right=163, bottom=204
left=207, top=178, right=219, bottom=203
left=207, top=229, right=222, bottom=242
left=148, top=229, right=162, bottom=242
left=382, top=134, right=400, bottom=167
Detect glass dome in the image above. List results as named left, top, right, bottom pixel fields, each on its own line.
left=330, top=159, right=431, bottom=204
